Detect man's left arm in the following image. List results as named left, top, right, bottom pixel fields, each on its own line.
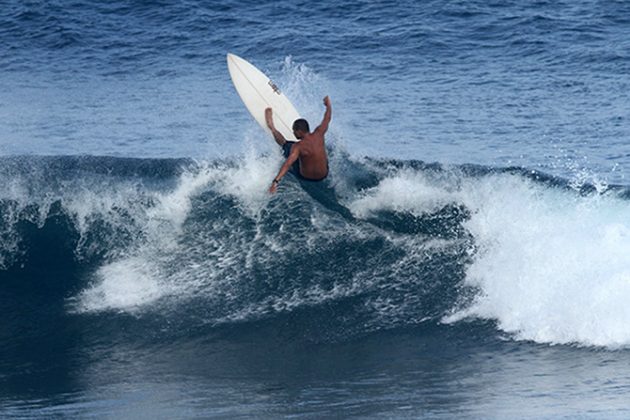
left=314, top=96, right=332, bottom=135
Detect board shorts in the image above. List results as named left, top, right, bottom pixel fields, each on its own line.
left=282, top=141, right=328, bottom=182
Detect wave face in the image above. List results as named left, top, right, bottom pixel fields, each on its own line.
left=2, top=154, right=629, bottom=348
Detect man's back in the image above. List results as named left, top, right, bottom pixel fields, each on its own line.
left=266, top=96, right=332, bottom=192
left=295, top=132, right=328, bottom=180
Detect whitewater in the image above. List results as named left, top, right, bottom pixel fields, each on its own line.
left=3, top=152, right=629, bottom=348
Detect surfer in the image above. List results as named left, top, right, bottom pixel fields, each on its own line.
left=265, top=96, right=332, bottom=193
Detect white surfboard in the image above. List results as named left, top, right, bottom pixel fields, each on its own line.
left=227, top=53, right=301, bottom=142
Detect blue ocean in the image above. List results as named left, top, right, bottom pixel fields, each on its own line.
left=2, top=0, right=630, bottom=418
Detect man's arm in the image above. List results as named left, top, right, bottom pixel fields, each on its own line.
left=314, top=96, right=332, bottom=135
left=265, top=108, right=287, bottom=146
left=269, top=144, right=300, bottom=194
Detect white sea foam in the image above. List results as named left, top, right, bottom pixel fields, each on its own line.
left=211, top=139, right=282, bottom=216
left=72, top=164, right=216, bottom=312
left=0, top=179, right=27, bottom=268
left=348, top=169, right=457, bottom=218
left=279, top=56, right=329, bottom=123
left=348, top=166, right=630, bottom=347
left=75, top=257, right=167, bottom=313
left=72, top=144, right=299, bottom=313
left=451, top=175, right=630, bottom=348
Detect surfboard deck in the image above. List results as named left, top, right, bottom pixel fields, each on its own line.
left=227, top=53, right=301, bottom=142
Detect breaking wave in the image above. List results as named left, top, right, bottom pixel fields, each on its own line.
left=1, top=153, right=629, bottom=348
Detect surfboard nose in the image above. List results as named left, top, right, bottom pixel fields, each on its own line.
left=226, top=52, right=301, bottom=142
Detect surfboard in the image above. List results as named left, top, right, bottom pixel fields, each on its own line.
left=227, top=53, right=301, bottom=142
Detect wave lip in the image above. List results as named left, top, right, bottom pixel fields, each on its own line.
left=446, top=173, right=630, bottom=348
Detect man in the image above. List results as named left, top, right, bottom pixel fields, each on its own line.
left=265, top=96, right=332, bottom=193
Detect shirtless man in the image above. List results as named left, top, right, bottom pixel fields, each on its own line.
left=265, top=96, right=332, bottom=193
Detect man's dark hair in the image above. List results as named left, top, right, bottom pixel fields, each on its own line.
left=292, top=119, right=310, bottom=133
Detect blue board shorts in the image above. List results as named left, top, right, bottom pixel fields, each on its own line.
left=282, top=141, right=328, bottom=182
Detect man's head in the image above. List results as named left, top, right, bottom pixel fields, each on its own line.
left=292, top=119, right=310, bottom=139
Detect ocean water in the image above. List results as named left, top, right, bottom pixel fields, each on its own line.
left=2, top=0, right=630, bottom=418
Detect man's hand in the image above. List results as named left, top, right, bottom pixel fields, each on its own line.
left=314, top=96, right=332, bottom=135
left=265, top=107, right=275, bottom=129
left=266, top=107, right=288, bottom=146
left=268, top=181, right=278, bottom=194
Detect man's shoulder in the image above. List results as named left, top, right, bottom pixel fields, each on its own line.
left=306, top=132, right=325, bottom=142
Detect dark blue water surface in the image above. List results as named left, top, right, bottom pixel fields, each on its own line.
left=2, top=1, right=630, bottom=418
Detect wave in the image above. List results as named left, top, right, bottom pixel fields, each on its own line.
left=1, top=154, right=629, bottom=348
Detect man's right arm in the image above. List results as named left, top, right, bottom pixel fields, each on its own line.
left=265, top=108, right=286, bottom=146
